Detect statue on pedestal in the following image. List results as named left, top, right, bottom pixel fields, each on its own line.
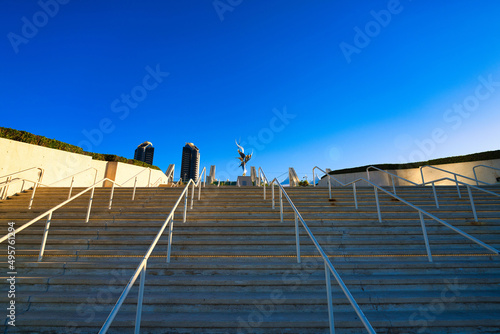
left=235, top=140, right=252, bottom=176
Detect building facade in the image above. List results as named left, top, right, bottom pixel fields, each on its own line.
left=181, top=143, right=200, bottom=182
left=134, top=141, right=154, bottom=165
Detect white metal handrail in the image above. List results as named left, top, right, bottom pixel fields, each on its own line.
left=99, top=178, right=203, bottom=334
left=257, top=167, right=270, bottom=199
left=47, top=167, right=99, bottom=199
left=150, top=177, right=163, bottom=187
left=0, top=177, right=49, bottom=207
left=0, top=177, right=123, bottom=262
left=1, top=167, right=44, bottom=202
left=310, top=167, right=499, bottom=262
left=198, top=166, right=207, bottom=188
left=366, top=166, right=419, bottom=195
left=267, top=176, right=376, bottom=334
left=420, top=165, right=490, bottom=191
left=473, top=165, right=500, bottom=186
left=121, top=168, right=153, bottom=200
left=421, top=176, right=500, bottom=222
left=0, top=166, right=44, bottom=180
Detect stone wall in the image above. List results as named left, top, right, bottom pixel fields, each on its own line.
left=317, top=159, right=500, bottom=187
left=0, top=138, right=168, bottom=198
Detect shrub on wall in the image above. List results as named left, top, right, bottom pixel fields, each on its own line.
left=0, top=127, right=161, bottom=170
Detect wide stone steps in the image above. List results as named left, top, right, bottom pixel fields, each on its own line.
left=1, top=185, right=499, bottom=333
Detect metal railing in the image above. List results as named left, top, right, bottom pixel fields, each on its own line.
left=310, top=167, right=499, bottom=262
left=266, top=175, right=376, bottom=334
left=99, top=177, right=204, bottom=334
left=150, top=177, right=164, bottom=187
left=0, top=167, right=44, bottom=202
left=420, top=165, right=490, bottom=198
left=473, top=165, right=500, bottom=186
left=257, top=167, right=270, bottom=199
left=121, top=168, right=153, bottom=200
left=46, top=167, right=98, bottom=200
left=421, top=176, right=500, bottom=222
left=366, top=166, right=419, bottom=195
left=0, top=177, right=124, bottom=262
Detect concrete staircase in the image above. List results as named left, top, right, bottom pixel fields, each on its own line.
left=1, top=184, right=499, bottom=333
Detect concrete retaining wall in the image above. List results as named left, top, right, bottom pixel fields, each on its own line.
left=317, top=159, right=500, bottom=187
left=0, top=138, right=168, bottom=198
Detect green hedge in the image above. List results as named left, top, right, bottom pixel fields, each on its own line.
left=327, top=150, right=500, bottom=176
left=0, top=127, right=161, bottom=170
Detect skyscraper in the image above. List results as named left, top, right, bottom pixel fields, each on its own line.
left=134, top=141, right=154, bottom=165
left=181, top=143, right=200, bottom=182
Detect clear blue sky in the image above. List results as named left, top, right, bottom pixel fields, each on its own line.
left=2, top=1, right=500, bottom=181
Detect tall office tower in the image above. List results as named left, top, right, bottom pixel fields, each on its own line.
left=180, top=143, right=200, bottom=182
left=134, top=142, right=155, bottom=165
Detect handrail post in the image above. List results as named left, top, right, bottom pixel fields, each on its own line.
left=294, top=213, right=301, bottom=264
left=263, top=182, right=266, bottom=200
left=85, top=187, right=95, bottom=223
left=134, top=261, right=147, bottom=334
left=167, top=215, right=174, bottom=263
left=190, top=182, right=195, bottom=209
left=418, top=211, right=433, bottom=262
left=198, top=181, right=202, bottom=200
left=272, top=183, right=275, bottom=209
left=38, top=212, right=52, bottom=262
left=467, top=185, right=478, bottom=222
left=183, top=188, right=188, bottom=223
left=324, top=261, right=335, bottom=334
left=454, top=175, right=462, bottom=198
left=328, top=177, right=332, bottom=199
left=148, top=169, right=151, bottom=187
left=109, top=182, right=115, bottom=210
left=3, top=176, right=12, bottom=200
left=312, top=169, right=316, bottom=187
left=432, top=182, right=439, bottom=209
left=352, top=183, right=358, bottom=209
left=68, top=176, right=74, bottom=200
left=20, top=180, right=25, bottom=193
left=473, top=166, right=480, bottom=186
left=132, top=177, right=138, bottom=200
left=29, top=181, right=39, bottom=210
left=374, top=187, right=382, bottom=223
left=391, top=175, right=396, bottom=195
left=279, top=188, right=283, bottom=222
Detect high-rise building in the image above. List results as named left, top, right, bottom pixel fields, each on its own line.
left=134, top=141, right=154, bottom=165
left=180, top=143, right=200, bottom=182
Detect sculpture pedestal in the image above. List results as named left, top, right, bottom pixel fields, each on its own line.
left=237, top=176, right=253, bottom=187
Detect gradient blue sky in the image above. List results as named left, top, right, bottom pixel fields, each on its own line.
left=2, top=1, right=500, bottom=181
